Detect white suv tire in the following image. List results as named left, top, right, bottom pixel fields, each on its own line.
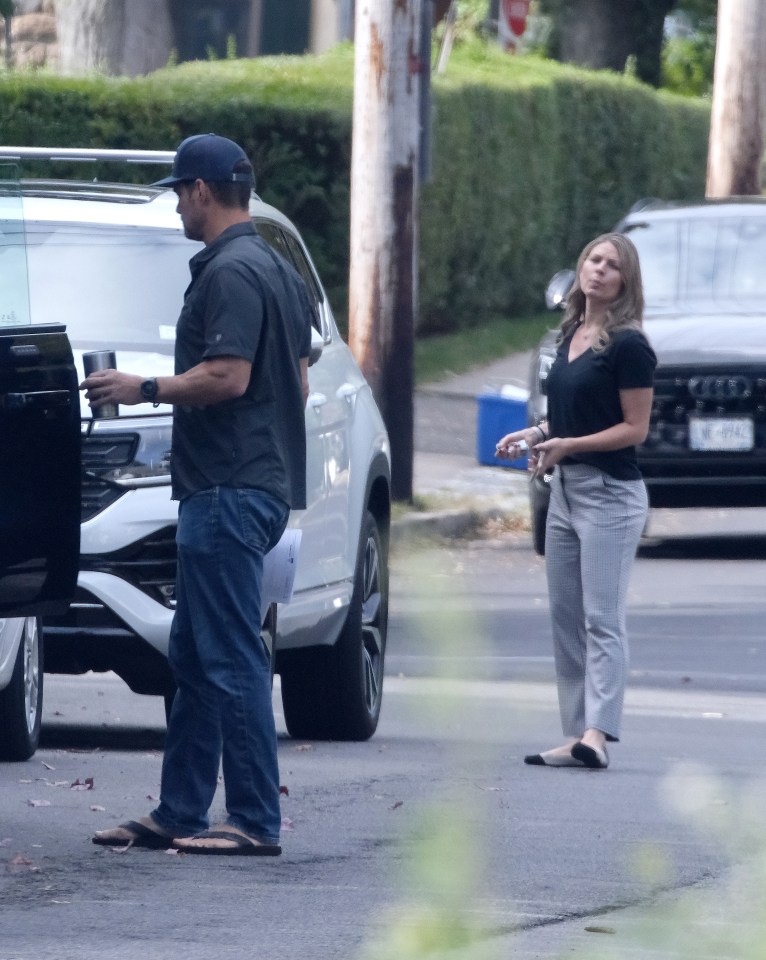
left=280, top=510, right=388, bottom=741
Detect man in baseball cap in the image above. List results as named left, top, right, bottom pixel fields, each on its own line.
left=87, top=130, right=311, bottom=856
left=153, top=132, right=254, bottom=188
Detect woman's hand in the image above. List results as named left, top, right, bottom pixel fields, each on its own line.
left=530, top=436, right=570, bottom=475
left=495, top=427, right=538, bottom=460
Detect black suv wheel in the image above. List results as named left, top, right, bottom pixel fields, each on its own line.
left=0, top=618, right=43, bottom=761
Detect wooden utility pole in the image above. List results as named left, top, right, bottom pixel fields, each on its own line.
left=348, top=0, right=423, bottom=503
left=706, top=0, right=766, bottom=197
left=1, top=0, right=13, bottom=70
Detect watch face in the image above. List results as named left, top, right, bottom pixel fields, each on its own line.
left=141, top=379, right=157, bottom=402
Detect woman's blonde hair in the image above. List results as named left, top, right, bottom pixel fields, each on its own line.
left=559, top=232, right=645, bottom=351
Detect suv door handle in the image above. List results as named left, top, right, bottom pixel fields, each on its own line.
left=4, top=390, right=72, bottom=411
left=308, top=392, right=327, bottom=411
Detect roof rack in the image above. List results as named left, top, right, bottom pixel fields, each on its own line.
left=0, top=146, right=174, bottom=165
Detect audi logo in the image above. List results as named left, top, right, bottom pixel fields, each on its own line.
left=687, top=375, right=753, bottom=400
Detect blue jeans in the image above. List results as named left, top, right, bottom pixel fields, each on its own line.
left=152, top=486, right=289, bottom=843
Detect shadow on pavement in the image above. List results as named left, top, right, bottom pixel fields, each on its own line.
left=40, top=724, right=166, bottom=753
left=639, top=534, right=766, bottom=561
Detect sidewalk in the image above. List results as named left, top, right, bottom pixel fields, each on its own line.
left=394, top=351, right=534, bottom=539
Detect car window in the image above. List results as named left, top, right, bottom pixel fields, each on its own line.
left=255, top=218, right=323, bottom=335
left=627, top=213, right=766, bottom=307
left=281, top=231, right=323, bottom=307
left=0, top=163, right=31, bottom=327
left=254, top=219, right=292, bottom=263
left=23, top=222, right=193, bottom=350
left=682, top=216, right=766, bottom=301
left=624, top=220, right=679, bottom=305
left=728, top=217, right=766, bottom=298
left=683, top=217, right=720, bottom=300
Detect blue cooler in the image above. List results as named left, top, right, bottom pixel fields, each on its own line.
left=476, top=385, right=530, bottom=468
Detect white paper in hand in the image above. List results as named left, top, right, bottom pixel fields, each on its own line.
left=262, top=529, right=302, bottom=605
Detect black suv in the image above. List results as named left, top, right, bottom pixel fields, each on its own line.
left=0, top=164, right=81, bottom=758
left=528, top=198, right=766, bottom=554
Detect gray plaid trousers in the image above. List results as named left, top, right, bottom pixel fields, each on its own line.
left=545, top=462, right=648, bottom=741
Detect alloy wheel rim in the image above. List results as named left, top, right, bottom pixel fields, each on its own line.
left=22, top=618, right=40, bottom=735
left=360, top=534, right=384, bottom=717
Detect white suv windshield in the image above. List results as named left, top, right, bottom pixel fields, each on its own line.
left=0, top=165, right=30, bottom=327
left=25, top=222, right=194, bottom=350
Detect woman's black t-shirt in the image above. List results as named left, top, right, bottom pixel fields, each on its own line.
left=546, top=327, right=657, bottom=480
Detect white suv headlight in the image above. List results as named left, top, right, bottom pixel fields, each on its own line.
left=84, top=415, right=173, bottom=488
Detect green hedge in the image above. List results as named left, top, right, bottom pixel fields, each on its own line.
left=421, top=49, right=708, bottom=330
left=0, top=44, right=709, bottom=335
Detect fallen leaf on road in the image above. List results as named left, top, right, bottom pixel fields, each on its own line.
left=26, top=799, right=51, bottom=808
left=70, top=777, right=94, bottom=791
left=10, top=854, right=34, bottom=866
left=281, top=817, right=295, bottom=831
left=585, top=926, right=616, bottom=935
left=279, top=785, right=289, bottom=796
left=391, top=801, right=404, bottom=810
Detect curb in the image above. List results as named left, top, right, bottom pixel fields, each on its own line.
left=391, top=502, right=528, bottom=544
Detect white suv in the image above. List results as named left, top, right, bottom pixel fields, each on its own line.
left=0, top=146, right=391, bottom=758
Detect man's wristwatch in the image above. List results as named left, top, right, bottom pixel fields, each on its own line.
left=140, top=378, right=160, bottom=407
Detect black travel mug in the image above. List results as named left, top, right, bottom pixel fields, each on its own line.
left=82, top=350, right=119, bottom=419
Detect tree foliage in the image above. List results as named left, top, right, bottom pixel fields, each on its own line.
left=536, top=0, right=717, bottom=89
left=661, top=0, right=717, bottom=95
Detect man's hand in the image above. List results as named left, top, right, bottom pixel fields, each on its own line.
left=80, top=369, right=144, bottom=408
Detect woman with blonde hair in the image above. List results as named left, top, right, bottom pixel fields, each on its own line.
left=497, top=232, right=656, bottom=769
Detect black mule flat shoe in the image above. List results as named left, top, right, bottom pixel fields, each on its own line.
left=524, top=751, right=585, bottom=767
left=570, top=742, right=609, bottom=769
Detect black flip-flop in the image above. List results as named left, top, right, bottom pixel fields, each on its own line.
left=92, top=819, right=176, bottom=849
left=174, top=829, right=281, bottom=857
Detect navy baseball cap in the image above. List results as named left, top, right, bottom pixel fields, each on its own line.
left=153, top=133, right=253, bottom=188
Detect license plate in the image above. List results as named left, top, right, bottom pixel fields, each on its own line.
left=688, top=416, right=754, bottom=451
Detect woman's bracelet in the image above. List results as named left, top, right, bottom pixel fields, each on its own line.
left=531, top=424, right=547, bottom=443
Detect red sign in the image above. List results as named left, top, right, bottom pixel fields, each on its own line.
left=502, top=0, right=530, bottom=37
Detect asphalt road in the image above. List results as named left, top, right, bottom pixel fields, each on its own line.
left=388, top=530, right=766, bottom=694
left=2, top=529, right=766, bottom=960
